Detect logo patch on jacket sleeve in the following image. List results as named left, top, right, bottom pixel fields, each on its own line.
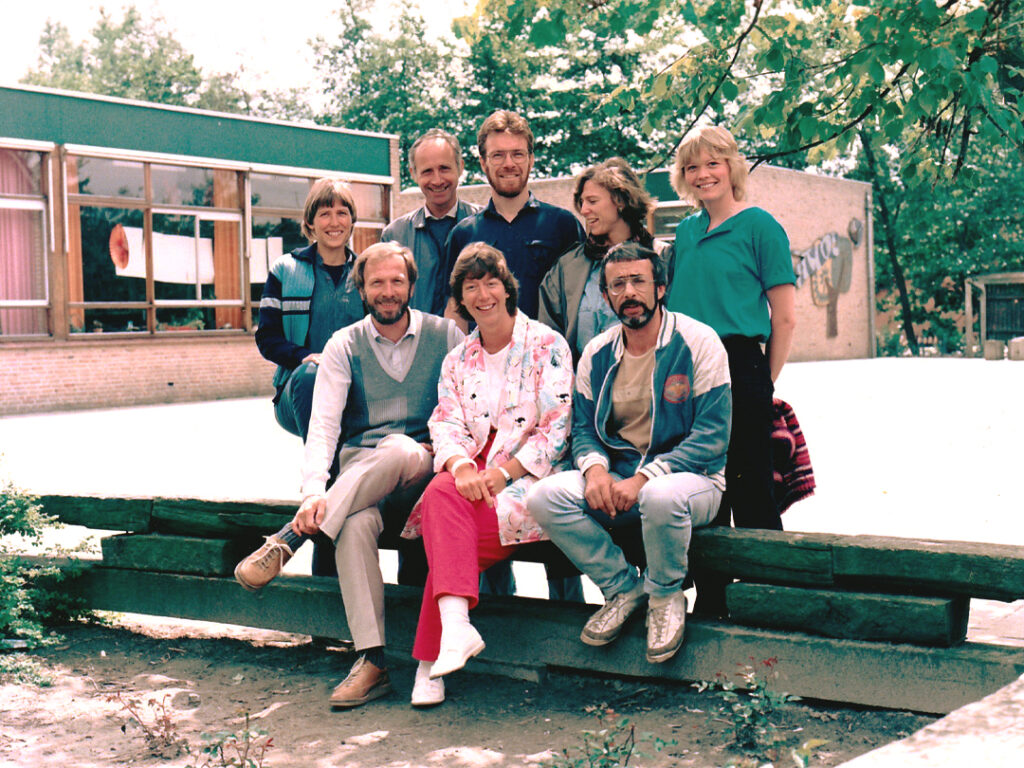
left=663, top=374, right=690, bottom=403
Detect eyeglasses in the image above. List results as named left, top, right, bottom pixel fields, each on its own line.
left=486, top=150, right=530, bottom=164
left=606, top=275, right=652, bottom=296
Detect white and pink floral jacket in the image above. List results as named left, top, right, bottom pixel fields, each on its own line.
left=402, top=313, right=573, bottom=546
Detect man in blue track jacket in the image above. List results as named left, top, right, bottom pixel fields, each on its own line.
left=527, top=242, right=731, bottom=663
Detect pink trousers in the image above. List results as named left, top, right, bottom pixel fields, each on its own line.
left=411, top=452, right=518, bottom=662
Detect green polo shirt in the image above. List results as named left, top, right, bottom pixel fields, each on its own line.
left=666, top=207, right=795, bottom=341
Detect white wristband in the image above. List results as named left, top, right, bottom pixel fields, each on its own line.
left=498, top=466, right=513, bottom=485
left=449, top=457, right=475, bottom=475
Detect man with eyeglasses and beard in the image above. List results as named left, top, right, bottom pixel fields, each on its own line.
left=444, top=109, right=583, bottom=326
left=235, top=242, right=463, bottom=709
left=527, top=242, right=732, bottom=665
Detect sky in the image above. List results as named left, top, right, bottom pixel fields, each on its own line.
left=2, top=0, right=474, bottom=94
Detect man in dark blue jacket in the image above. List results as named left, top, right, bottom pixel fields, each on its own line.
left=527, top=243, right=731, bottom=664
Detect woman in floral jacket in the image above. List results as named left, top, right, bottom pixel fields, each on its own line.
left=402, top=243, right=573, bottom=707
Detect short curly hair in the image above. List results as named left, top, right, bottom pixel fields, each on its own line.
left=477, top=110, right=534, bottom=161
left=670, top=125, right=748, bottom=209
left=449, top=242, right=519, bottom=322
left=573, top=158, right=654, bottom=239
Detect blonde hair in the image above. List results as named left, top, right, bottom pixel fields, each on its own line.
left=670, top=125, right=748, bottom=209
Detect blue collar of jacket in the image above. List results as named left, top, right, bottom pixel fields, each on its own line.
left=291, top=242, right=356, bottom=265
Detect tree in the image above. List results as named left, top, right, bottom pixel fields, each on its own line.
left=21, top=5, right=304, bottom=118
left=853, top=125, right=1024, bottom=353
left=504, top=0, right=1024, bottom=179
left=450, top=0, right=658, bottom=178
left=313, top=0, right=459, bottom=187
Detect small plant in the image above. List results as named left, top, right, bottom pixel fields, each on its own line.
left=110, top=692, right=191, bottom=758
left=191, top=712, right=275, bottom=768
left=694, top=657, right=800, bottom=759
left=0, top=475, right=89, bottom=651
left=0, top=652, right=53, bottom=686
left=544, top=704, right=673, bottom=768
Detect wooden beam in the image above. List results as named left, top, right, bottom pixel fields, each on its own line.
left=691, top=528, right=835, bottom=585
left=100, top=533, right=261, bottom=577
left=38, top=494, right=152, bottom=532
left=726, top=582, right=970, bottom=647
left=39, top=495, right=1024, bottom=601
left=831, top=538, right=1024, bottom=602
left=150, top=498, right=292, bottom=537
left=55, top=563, right=1024, bottom=715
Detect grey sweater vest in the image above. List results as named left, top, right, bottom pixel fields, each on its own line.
left=340, top=315, right=451, bottom=448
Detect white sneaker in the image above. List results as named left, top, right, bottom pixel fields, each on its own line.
left=429, top=624, right=485, bottom=679
left=646, top=591, right=687, bottom=663
left=581, top=582, right=646, bottom=646
left=411, top=665, right=445, bottom=707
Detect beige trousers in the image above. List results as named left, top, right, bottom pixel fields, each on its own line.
left=319, top=433, right=432, bottom=650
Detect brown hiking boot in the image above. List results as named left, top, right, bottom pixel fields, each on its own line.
left=234, top=535, right=293, bottom=591
left=330, top=657, right=393, bottom=708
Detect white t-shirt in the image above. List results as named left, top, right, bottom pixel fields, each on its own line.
left=482, top=342, right=511, bottom=429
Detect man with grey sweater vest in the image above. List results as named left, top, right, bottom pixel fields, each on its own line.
left=235, top=242, right=463, bottom=709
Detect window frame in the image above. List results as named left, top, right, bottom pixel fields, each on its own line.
left=0, top=141, right=53, bottom=338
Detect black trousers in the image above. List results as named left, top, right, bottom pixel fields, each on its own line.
left=694, top=336, right=780, bottom=616
left=719, top=336, right=782, bottom=531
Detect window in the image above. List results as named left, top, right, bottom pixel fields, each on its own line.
left=650, top=203, right=695, bottom=240
left=0, top=148, right=49, bottom=336
left=66, top=155, right=244, bottom=334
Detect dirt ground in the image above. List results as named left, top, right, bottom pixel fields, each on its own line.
left=0, top=617, right=935, bottom=768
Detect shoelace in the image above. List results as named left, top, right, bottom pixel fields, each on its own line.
left=253, top=537, right=287, bottom=569
left=593, top=594, right=630, bottom=629
left=647, top=600, right=680, bottom=643
left=342, top=658, right=367, bottom=683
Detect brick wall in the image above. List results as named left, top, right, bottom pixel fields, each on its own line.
left=1, top=335, right=276, bottom=416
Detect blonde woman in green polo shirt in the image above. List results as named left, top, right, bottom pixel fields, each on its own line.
left=665, top=126, right=796, bottom=555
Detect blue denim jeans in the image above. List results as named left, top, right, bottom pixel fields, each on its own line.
left=274, top=360, right=319, bottom=440
left=527, top=470, right=721, bottom=600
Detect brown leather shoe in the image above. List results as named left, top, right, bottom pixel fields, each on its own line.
left=330, top=657, right=393, bottom=708
left=234, top=535, right=293, bottom=591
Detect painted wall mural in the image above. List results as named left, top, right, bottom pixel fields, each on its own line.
left=792, top=219, right=862, bottom=338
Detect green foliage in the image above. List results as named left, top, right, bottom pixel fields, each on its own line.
left=0, top=476, right=89, bottom=649
left=509, top=0, right=1024, bottom=179
left=694, top=657, right=799, bottom=759
left=191, top=713, right=274, bottom=768
left=0, top=653, right=54, bottom=686
left=544, top=704, right=673, bottom=768
left=313, top=0, right=459, bottom=188
left=111, top=692, right=191, bottom=759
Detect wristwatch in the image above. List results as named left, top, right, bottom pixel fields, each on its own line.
left=498, top=467, right=513, bottom=485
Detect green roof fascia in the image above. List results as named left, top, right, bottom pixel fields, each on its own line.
left=645, top=169, right=679, bottom=203
left=0, top=85, right=393, bottom=178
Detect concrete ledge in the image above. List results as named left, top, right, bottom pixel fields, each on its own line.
left=58, top=563, right=1024, bottom=714
left=837, top=673, right=1024, bottom=765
